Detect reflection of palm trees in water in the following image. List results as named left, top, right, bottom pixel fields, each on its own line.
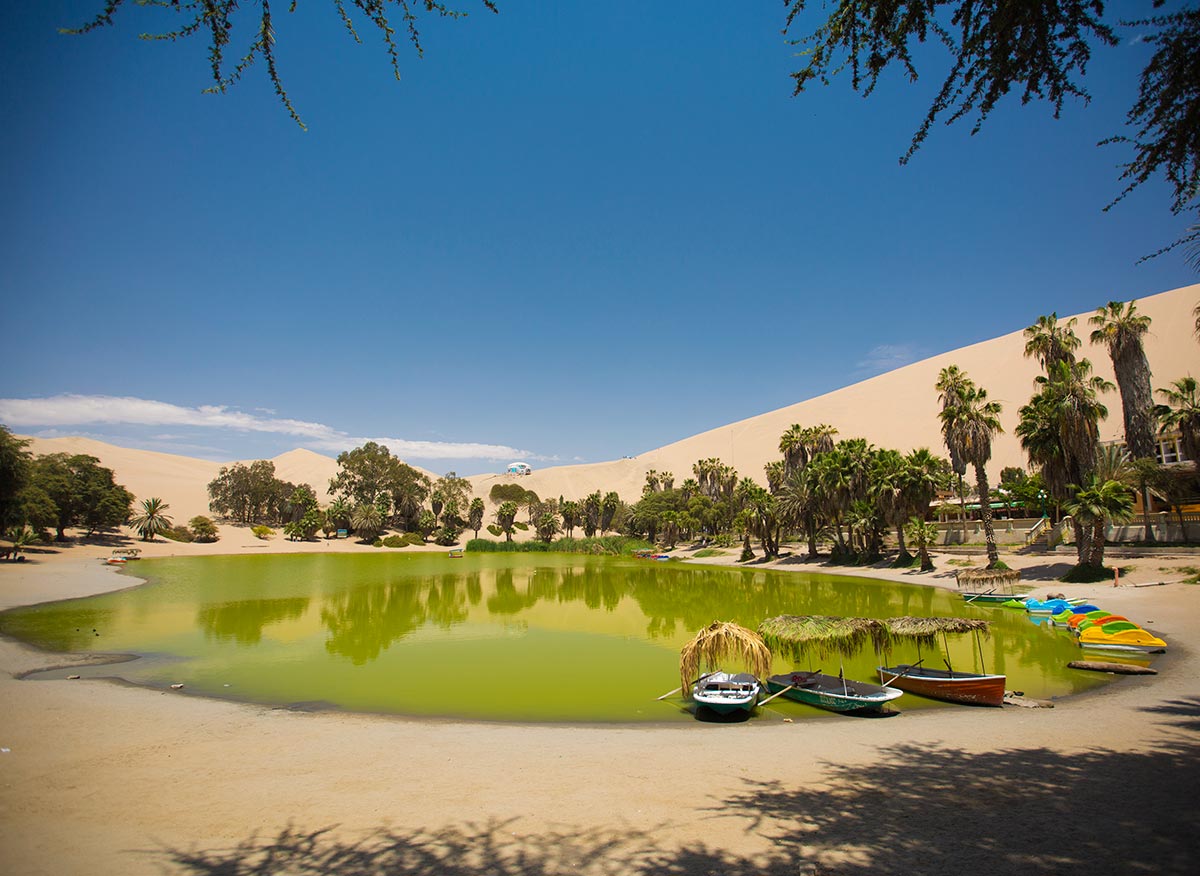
left=321, top=583, right=426, bottom=665
left=197, top=597, right=310, bottom=646
left=311, top=559, right=1054, bottom=679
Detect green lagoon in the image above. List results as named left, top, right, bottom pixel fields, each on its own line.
left=0, top=553, right=1108, bottom=722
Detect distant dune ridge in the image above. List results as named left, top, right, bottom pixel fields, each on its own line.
left=21, top=283, right=1199, bottom=522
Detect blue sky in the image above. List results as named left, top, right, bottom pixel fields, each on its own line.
left=1, top=1, right=1193, bottom=473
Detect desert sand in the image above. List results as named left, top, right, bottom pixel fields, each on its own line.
left=1, top=536, right=1198, bottom=876
left=23, top=284, right=1198, bottom=525
left=3, top=283, right=1199, bottom=874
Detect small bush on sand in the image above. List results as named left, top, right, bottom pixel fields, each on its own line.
left=252, top=525, right=274, bottom=540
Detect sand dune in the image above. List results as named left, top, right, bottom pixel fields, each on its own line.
left=19, top=283, right=1198, bottom=517
left=471, top=282, right=1199, bottom=505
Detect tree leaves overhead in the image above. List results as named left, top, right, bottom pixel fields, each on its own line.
left=66, top=1, right=1200, bottom=259
left=784, top=1, right=1116, bottom=161
left=64, top=0, right=499, bottom=128
left=784, top=1, right=1198, bottom=259
left=1103, top=5, right=1200, bottom=260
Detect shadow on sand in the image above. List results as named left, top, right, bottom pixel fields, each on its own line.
left=150, top=698, right=1200, bottom=875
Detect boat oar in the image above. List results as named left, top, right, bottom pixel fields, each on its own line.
left=757, top=684, right=796, bottom=706
left=656, top=671, right=716, bottom=701
left=881, top=658, right=925, bottom=688
left=963, top=588, right=995, bottom=604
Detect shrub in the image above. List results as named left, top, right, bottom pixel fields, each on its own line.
left=1059, top=563, right=1113, bottom=583
left=464, top=536, right=651, bottom=555
left=189, top=516, right=219, bottom=542
left=382, top=535, right=407, bottom=548
left=403, top=532, right=424, bottom=546
left=372, top=538, right=385, bottom=548
left=251, top=525, right=275, bottom=540
left=161, top=525, right=194, bottom=543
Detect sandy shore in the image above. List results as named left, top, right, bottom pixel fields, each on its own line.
left=1, top=538, right=1198, bottom=875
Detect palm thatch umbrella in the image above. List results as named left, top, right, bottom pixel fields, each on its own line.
left=884, top=616, right=992, bottom=672
left=885, top=616, right=990, bottom=646
left=756, top=615, right=892, bottom=663
left=679, top=621, right=773, bottom=692
left=954, top=568, right=1021, bottom=590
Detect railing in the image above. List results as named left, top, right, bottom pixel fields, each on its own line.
left=1047, top=516, right=1073, bottom=548
left=1024, top=516, right=1050, bottom=546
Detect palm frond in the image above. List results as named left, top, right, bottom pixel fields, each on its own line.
left=885, top=616, right=990, bottom=645
left=757, top=615, right=891, bottom=662
left=679, top=621, right=773, bottom=691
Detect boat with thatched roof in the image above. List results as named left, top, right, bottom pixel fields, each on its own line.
left=691, top=672, right=762, bottom=714
left=955, top=568, right=1029, bottom=604
left=679, top=621, right=772, bottom=716
left=875, top=616, right=1005, bottom=706
left=757, top=616, right=903, bottom=714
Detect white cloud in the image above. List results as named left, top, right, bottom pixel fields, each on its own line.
left=0, top=394, right=542, bottom=462
left=855, top=344, right=926, bottom=374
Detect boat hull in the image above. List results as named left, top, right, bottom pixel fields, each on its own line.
left=959, top=592, right=1023, bottom=604
left=1078, top=627, right=1166, bottom=653
left=876, top=665, right=1006, bottom=707
left=691, top=671, right=760, bottom=715
left=765, top=672, right=902, bottom=714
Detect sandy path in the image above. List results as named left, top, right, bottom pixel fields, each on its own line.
left=1, top=545, right=1198, bottom=875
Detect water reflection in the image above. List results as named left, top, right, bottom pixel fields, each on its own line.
left=0, top=554, right=1116, bottom=721
left=198, top=597, right=310, bottom=646
left=321, top=582, right=426, bottom=665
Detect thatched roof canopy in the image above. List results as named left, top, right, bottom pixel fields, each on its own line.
left=885, top=616, right=990, bottom=646
left=757, top=615, right=892, bottom=662
left=679, top=621, right=773, bottom=690
left=955, top=568, right=1022, bottom=589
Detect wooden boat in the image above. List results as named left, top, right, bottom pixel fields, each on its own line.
left=876, top=663, right=1006, bottom=707
left=679, top=621, right=772, bottom=718
left=959, top=590, right=1023, bottom=604
left=766, top=671, right=902, bottom=713
left=104, top=557, right=127, bottom=566
left=691, top=671, right=761, bottom=715
left=447, top=548, right=464, bottom=558
left=1078, top=626, right=1166, bottom=653
left=876, top=616, right=1006, bottom=706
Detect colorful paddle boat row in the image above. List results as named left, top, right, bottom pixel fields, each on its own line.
left=1048, top=607, right=1168, bottom=654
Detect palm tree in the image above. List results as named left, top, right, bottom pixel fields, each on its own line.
left=1064, top=476, right=1134, bottom=570
left=937, top=369, right=1003, bottom=568
left=326, top=497, right=352, bottom=533
left=350, top=503, right=383, bottom=543
left=871, top=449, right=910, bottom=563
left=1023, top=312, right=1080, bottom=371
left=778, top=424, right=806, bottom=478
left=495, top=500, right=518, bottom=542
left=1018, top=358, right=1112, bottom=565
left=936, top=366, right=973, bottom=541
left=129, top=497, right=172, bottom=541
left=1156, top=376, right=1200, bottom=464
left=776, top=468, right=818, bottom=557
left=1090, top=300, right=1155, bottom=462
left=903, top=516, right=939, bottom=572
